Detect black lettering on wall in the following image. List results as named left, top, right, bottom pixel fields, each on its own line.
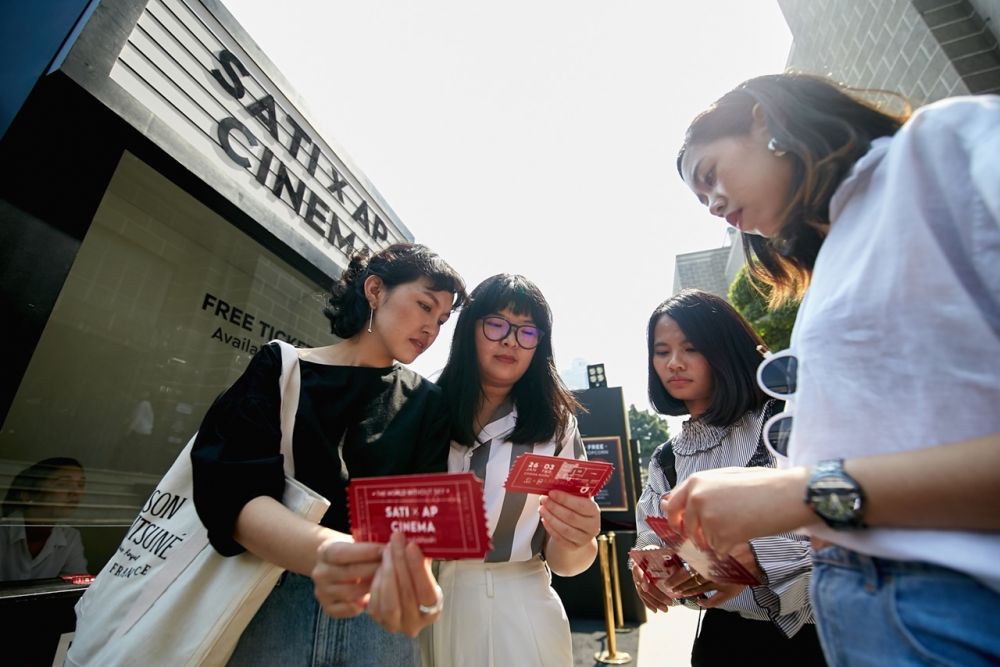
left=246, top=94, right=279, bottom=141
left=271, top=162, right=306, bottom=213
left=326, top=169, right=348, bottom=203
left=211, top=49, right=249, bottom=100
left=255, top=147, right=275, bottom=186
left=286, top=115, right=313, bottom=160
left=217, top=117, right=258, bottom=169
left=352, top=200, right=371, bottom=235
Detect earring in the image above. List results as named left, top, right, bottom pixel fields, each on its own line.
left=767, top=138, right=787, bottom=157
left=367, top=306, right=375, bottom=333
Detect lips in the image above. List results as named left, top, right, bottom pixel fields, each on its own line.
left=495, top=354, right=517, bottom=364
left=667, top=376, right=690, bottom=385
left=410, top=338, right=427, bottom=353
left=725, top=210, right=743, bottom=230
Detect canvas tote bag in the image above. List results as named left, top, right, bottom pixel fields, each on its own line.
left=66, top=340, right=330, bottom=666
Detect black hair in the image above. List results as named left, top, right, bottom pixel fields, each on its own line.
left=677, top=73, right=907, bottom=306
left=438, top=274, right=582, bottom=446
left=647, top=290, right=766, bottom=426
left=2, top=457, right=84, bottom=517
left=323, top=242, right=468, bottom=339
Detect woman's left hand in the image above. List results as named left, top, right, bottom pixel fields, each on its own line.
left=539, top=489, right=601, bottom=550
left=366, top=532, right=443, bottom=637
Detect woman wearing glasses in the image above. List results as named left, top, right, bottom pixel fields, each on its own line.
left=422, top=273, right=600, bottom=667
left=632, top=289, right=825, bottom=666
left=667, top=73, right=1000, bottom=666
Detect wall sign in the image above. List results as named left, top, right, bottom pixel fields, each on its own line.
left=101, top=0, right=410, bottom=273
left=582, top=436, right=629, bottom=511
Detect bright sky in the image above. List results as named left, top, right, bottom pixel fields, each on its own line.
left=224, top=0, right=792, bottom=418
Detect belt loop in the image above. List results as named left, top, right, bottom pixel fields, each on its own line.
left=486, top=569, right=495, bottom=598
left=858, top=553, right=880, bottom=593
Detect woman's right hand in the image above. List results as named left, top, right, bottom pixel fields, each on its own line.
left=630, top=561, right=676, bottom=613
left=311, top=539, right=383, bottom=618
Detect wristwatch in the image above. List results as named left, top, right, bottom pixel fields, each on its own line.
left=804, top=459, right=867, bottom=530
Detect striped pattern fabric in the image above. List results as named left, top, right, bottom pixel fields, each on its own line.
left=634, top=401, right=815, bottom=638
left=449, top=403, right=586, bottom=563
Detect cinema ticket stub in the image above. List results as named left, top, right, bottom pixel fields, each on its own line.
left=504, top=453, right=614, bottom=498
left=645, top=516, right=760, bottom=585
left=348, top=472, right=491, bottom=560
left=628, top=545, right=682, bottom=584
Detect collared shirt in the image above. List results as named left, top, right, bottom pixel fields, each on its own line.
left=635, top=403, right=815, bottom=638
left=0, top=511, right=88, bottom=581
left=788, top=95, right=1000, bottom=592
left=449, top=404, right=586, bottom=563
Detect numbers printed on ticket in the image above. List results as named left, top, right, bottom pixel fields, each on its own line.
left=348, top=472, right=492, bottom=559
left=504, top=453, right=614, bottom=498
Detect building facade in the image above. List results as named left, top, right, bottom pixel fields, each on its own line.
left=779, top=0, right=1000, bottom=103
left=0, top=2, right=414, bottom=657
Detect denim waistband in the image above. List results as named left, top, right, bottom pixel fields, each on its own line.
left=812, top=544, right=977, bottom=594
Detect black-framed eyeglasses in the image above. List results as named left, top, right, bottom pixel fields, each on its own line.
left=480, top=316, right=544, bottom=349
left=756, top=346, right=797, bottom=461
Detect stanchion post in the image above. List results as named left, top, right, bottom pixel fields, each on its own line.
left=607, top=531, right=629, bottom=632
left=595, top=534, right=632, bottom=665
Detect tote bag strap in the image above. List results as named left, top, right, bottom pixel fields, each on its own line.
left=271, top=339, right=302, bottom=478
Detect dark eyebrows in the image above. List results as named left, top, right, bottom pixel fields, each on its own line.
left=421, top=289, right=442, bottom=308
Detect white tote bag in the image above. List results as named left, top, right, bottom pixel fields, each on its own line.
left=66, top=340, right=330, bottom=667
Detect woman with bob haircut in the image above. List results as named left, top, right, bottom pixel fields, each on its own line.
left=632, top=289, right=824, bottom=666
left=422, top=273, right=600, bottom=667
left=187, top=242, right=467, bottom=665
left=665, top=73, right=1000, bottom=665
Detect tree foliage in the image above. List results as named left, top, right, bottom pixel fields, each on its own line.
left=728, top=264, right=800, bottom=352
left=628, top=404, right=670, bottom=470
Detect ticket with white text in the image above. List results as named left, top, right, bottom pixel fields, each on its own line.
left=504, top=453, right=613, bottom=498
left=348, top=472, right=491, bottom=559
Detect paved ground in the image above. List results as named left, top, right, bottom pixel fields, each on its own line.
left=635, top=605, right=700, bottom=665
left=570, top=605, right=699, bottom=666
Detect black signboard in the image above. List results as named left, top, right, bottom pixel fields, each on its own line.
left=583, top=436, right=628, bottom=511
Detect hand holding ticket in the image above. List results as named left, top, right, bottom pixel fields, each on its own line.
left=504, top=453, right=614, bottom=497
left=348, top=472, right=491, bottom=559
left=644, top=516, right=760, bottom=585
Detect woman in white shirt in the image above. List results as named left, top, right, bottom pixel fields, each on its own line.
left=423, top=273, right=601, bottom=667
left=666, top=73, right=1000, bottom=666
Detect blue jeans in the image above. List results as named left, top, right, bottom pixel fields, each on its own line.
left=227, top=572, right=419, bottom=666
left=811, top=546, right=1000, bottom=667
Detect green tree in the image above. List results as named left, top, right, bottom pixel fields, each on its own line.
left=628, top=404, right=670, bottom=480
left=728, top=264, right=800, bottom=352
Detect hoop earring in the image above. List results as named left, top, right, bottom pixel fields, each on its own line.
left=767, top=138, right=787, bottom=157
left=367, top=307, right=375, bottom=333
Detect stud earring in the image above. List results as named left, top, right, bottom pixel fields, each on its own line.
left=767, top=138, right=787, bottom=157
left=367, top=306, right=375, bottom=333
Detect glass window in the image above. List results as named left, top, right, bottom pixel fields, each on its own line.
left=0, top=151, right=332, bottom=582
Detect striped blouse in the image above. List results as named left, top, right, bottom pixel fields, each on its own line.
left=633, top=401, right=815, bottom=638
left=448, top=403, right=586, bottom=563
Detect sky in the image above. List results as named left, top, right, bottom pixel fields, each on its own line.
left=223, top=0, right=792, bottom=423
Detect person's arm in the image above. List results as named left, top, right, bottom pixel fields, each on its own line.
left=628, top=442, right=685, bottom=612
left=662, top=434, right=1000, bottom=555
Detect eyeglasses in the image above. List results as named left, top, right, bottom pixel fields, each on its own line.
left=755, top=346, right=797, bottom=461
left=480, top=316, right=544, bottom=349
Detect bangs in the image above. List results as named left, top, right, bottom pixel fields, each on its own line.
left=467, top=276, right=550, bottom=329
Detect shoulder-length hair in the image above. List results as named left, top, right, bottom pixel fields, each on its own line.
left=677, top=73, right=908, bottom=306
left=647, top=290, right=767, bottom=426
left=438, top=274, right=581, bottom=446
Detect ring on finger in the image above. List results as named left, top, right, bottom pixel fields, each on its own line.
left=418, top=584, right=444, bottom=615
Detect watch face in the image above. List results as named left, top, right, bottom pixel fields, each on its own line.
left=810, top=475, right=863, bottom=524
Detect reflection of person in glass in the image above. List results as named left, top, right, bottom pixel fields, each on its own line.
left=0, top=457, right=88, bottom=581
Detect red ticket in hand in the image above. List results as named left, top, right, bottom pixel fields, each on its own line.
left=504, top=453, right=613, bottom=497
left=629, top=546, right=682, bottom=584
left=644, top=516, right=760, bottom=585
left=348, top=472, right=491, bottom=559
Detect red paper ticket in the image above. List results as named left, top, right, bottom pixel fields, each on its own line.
left=629, top=546, right=682, bottom=584
left=645, top=516, right=760, bottom=585
left=504, top=453, right=614, bottom=498
left=348, top=472, right=491, bottom=559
